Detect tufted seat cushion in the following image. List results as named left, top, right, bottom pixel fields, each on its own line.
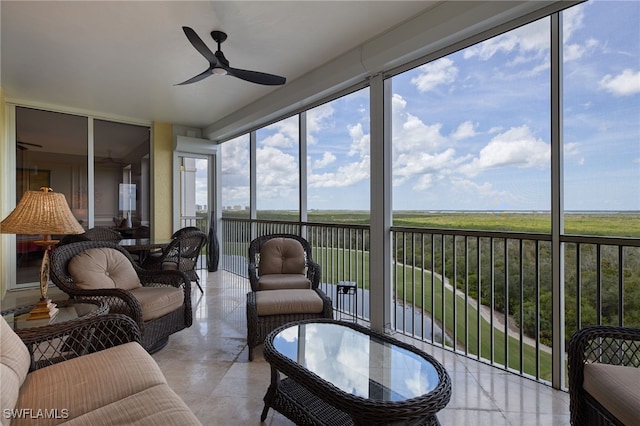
left=255, top=289, right=324, bottom=316
left=68, top=248, right=141, bottom=290
left=258, top=238, right=306, bottom=276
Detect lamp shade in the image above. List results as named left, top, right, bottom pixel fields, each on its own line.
left=0, top=188, right=84, bottom=235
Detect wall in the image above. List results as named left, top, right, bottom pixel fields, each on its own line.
left=152, top=122, right=173, bottom=239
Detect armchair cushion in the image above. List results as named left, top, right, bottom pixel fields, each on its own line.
left=258, top=238, right=306, bottom=275
left=69, top=248, right=141, bottom=291
left=129, top=287, right=185, bottom=322
left=255, top=289, right=324, bottom=316
left=1, top=319, right=30, bottom=425
left=583, top=363, right=640, bottom=426
left=258, top=273, right=311, bottom=291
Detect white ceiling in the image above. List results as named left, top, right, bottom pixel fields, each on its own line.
left=1, top=1, right=437, bottom=129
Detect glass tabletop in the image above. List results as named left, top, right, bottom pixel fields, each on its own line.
left=271, top=322, right=439, bottom=402
left=2, top=300, right=107, bottom=331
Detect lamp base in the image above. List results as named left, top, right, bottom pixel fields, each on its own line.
left=27, top=298, right=59, bottom=321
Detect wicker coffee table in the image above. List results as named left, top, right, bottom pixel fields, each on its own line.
left=261, top=319, right=451, bottom=425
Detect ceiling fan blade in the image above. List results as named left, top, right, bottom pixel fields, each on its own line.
left=227, top=67, right=286, bottom=86
left=182, top=26, right=218, bottom=65
left=175, top=68, right=213, bottom=86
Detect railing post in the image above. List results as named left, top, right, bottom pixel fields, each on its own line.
left=550, top=12, right=565, bottom=390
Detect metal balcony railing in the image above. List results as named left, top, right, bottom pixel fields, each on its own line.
left=221, top=217, right=640, bottom=386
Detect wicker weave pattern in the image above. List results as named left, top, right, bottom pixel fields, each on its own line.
left=568, top=325, right=640, bottom=426
left=49, top=241, right=192, bottom=353
left=246, top=289, right=333, bottom=361
left=142, top=229, right=207, bottom=293
left=262, top=319, right=451, bottom=425
left=7, top=313, right=141, bottom=372
left=83, top=227, right=123, bottom=241
left=248, top=234, right=321, bottom=292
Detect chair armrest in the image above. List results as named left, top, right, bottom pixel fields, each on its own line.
left=248, top=262, right=259, bottom=291
left=55, top=289, right=145, bottom=327
left=138, top=269, right=191, bottom=293
left=307, top=260, right=321, bottom=290
left=314, top=287, right=334, bottom=318
left=16, top=314, right=141, bottom=372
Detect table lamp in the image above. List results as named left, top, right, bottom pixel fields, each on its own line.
left=0, top=187, right=84, bottom=320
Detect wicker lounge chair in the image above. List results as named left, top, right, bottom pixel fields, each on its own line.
left=248, top=233, right=320, bottom=291
left=50, top=240, right=193, bottom=353
left=568, top=325, right=640, bottom=425
left=246, top=234, right=333, bottom=360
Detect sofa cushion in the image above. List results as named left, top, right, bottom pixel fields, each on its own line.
left=258, top=273, right=311, bottom=291
left=60, top=385, right=200, bottom=426
left=258, top=238, right=306, bottom=276
left=129, top=286, right=185, bottom=321
left=13, top=342, right=166, bottom=426
left=0, top=319, right=30, bottom=426
left=583, top=363, right=640, bottom=426
left=255, top=289, right=324, bottom=316
left=69, top=248, right=141, bottom=290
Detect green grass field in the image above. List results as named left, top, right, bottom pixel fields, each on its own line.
left=228, top=210, right=640, bottom=238
left=312, top=245, right=553, bottom=381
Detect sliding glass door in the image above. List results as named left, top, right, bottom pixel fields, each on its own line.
left=13, top=106, right=150, bottom=287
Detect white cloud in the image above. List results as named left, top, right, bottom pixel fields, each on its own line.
left=458, top=125, right=549, bottom=177
left=313, top=151, right=336, bottom=169
left=599, top=69, right=640, bottom=96
left=564, top=142, right=584, bottom=165
left=348, top=123, right=370, bottom=157
left=307, top=103, right=335, bottom=145
left=392, top=94, right=448, bottom=153
left=256, top=145, right=299, bottom=198
left=450, top=121, right=477, bottom=140
left=394, top=148, right=457, bottom=179
left=562, top=2, right=586, bottom=43
left=410, top=58, right=458, bottom=93
left=308, top=120, right=371, bottom=189
left=262, top=115, right=298, bottom=147
left=464, top=19, right=548, bottom=62
left=308, top=156, right=370, bottom=188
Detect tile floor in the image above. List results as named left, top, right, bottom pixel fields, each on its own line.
left=2, top=270, right=572, bottom=425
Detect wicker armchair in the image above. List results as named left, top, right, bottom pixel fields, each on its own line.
left=49, top=241, right=193, bottom=353
left=248, top=233, right=321, bottom=292
left=568, top=325, right=640, bottom=425
left=83, top=226, right=123, bottom=241
left=141, top=229, right=207, bottom=293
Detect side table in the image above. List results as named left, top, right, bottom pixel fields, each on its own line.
left=336, top=281, right=357, bottom=322
left=2, top=299, right=108, bottom=331
left=2, top=299, right=109, bottom=370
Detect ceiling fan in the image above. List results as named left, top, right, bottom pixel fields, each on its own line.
left=16, top=141, right=43, bottom=151
left=177, top=27, right=286, bottom=86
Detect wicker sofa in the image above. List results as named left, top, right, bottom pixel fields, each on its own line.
left=1, top=314, right=201, bottom=425
left=568, top=325, right=640, bottom=425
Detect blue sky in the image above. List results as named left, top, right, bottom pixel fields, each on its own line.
left=221, top=1, right=639, bottom=212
